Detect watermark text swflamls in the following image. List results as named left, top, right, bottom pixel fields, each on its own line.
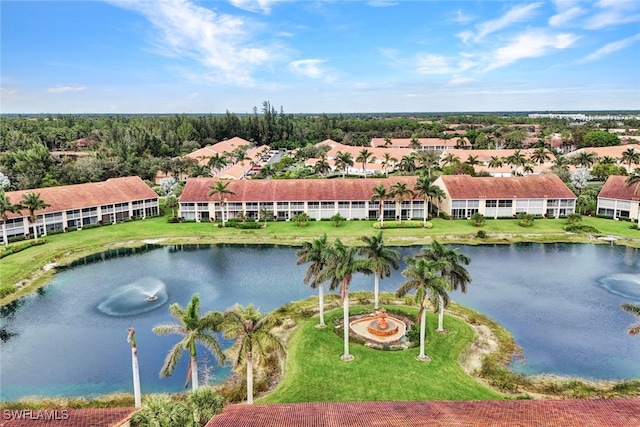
left=2, top=410, right=69, bottom=421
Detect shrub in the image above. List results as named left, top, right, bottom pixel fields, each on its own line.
left=470, top=213, right=485, bottom=227
left=563, top=224, right=599, bottom=233
left=187, top=386, right=225, bottom=426
left=475, top=230, right=487, bottom=239
left=130, top=394, right=192, bottom=427
left=167, top=216, right=180, bottom=223
left=517, top=213, right=534, bottom=227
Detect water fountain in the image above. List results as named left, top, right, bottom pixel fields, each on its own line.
left=349, top=309, right=408, bottom=345
left=598, top=274, right=640, bottom=302
left=97, top=277, right=169, bottom=317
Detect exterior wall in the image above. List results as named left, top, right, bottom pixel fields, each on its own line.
left=445, top=197, right=575, bottom=219
left=179, top=199, right=426, bottom=222
left=4, top=199, right=159, bottom=240
left=597, top=197, right=640, bottom=222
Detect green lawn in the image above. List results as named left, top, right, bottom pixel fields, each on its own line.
left=259, top=306, right=503, bottom=403
left=1, top=214, right=639, bottom=305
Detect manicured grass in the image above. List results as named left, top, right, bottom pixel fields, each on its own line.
left=259, top=306, right=503, bottom=403
left=1, top=214, right=638, bottom=305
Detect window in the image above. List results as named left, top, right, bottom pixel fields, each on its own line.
left=498, top=200, right=512, bottom=207
left=486, top=200, right=497, bottom=207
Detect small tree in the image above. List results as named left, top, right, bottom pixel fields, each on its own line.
left=292, top=212, right=311, bottom=227
left=330, top=213, right=345, bottom=227
left=19, top=192, right=50, bottom=242
left=566, top=213, right=582, bottom=226
left=518, top=213, right=535, bottom=227
left=470, top=212, right=485, bottom=227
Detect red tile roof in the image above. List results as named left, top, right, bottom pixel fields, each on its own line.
left=0, top=408, right=135, bottom=427
left=436, top=174, right=576, bottom=200
left=180, top=177, right=418, bottom=203
left=5, top=177, right=158, bottom=219
left=599, top=175, right=640, bottom=201
left=204, top=399, right=640, bottom=427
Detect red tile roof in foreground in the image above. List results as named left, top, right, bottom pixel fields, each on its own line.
left=5, top=177, right=158, bottom=219
left=205, top=399, right=640, bottom=427
left=436, top=174, right=576, bottom=200
left=180, top=177, right=418, bottom=203
left=0, top=407, right=135, bottom=427
left=599, top=175, right=640, bottom=201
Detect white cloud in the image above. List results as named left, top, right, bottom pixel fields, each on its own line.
left=583, top=33, right=640, bottom=62
left=448, top=77, right=475, bottom=86
left=549, top=6, right=585, bottom=27
left=474, top=3, right=543, bottom=41
left=47, top=86, right=86, bottom=94
left=486, top=30, right=579, bottom=71
left=229, top=0, right=284, bottom=14
left=416, top=54, right=454, bottom=75
left=189, top=92, right=200, bottom=99
left=289, top=59, right=335, bottom=81
left=366, top=1, right=398, bottom=7
left=585, top=0, right=640, bottom=29
left=454, top=9, right=473, bottom=24
left=108, top=0, right=275, bottom=85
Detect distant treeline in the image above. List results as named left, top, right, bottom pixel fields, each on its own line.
left=1, top=102, right=638, bottom=190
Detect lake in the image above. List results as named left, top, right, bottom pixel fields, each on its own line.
left=1, top=242, right=639, bottom=401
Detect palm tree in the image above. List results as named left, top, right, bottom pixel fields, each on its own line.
left=530, top=147, right=551, bottom=165
left=505, top=150, right=526, bottom=175
left=208, top=153, right=228, bottom=176
left=321, top=239, right=373, bottom=361
left=621, top=147, right=640, bottom=172
left=572, top=151, right=598, bottom=169
left=165, top=195, right=178, bottom=218
left=334, top=151, right=354, bottom=178
left=19, top=192, right=50, bottom=243
left=395, top=257, right=448, bottom=361
left=0, top=192, right=20, bottom=248
left=417, top=240, right=471, bottom=332
left=416, top=150, right=441, bottom=178
left=553, top=154, right=570, bottom=171
left=431, top=186, right=446, bottom=218
left=414, top=175, right=438, bottom=225
left=371, top=184, right=388, bottom=226
left=259, top=206, right=272, bottom=226
left=314, top=156, right=331, bottom=177
left=488, top=156, right=504, bottom=174
left=222, top=304, right=285, bottom=404
left=621, top=303, right=640, bottom=335
left=442, top=153, right=459, bottom=167
left=208, top=181, right=235, bottom=225
left=296, top=234, right=332, bottom=327
left=127, top=328, right=142, bottom=408
left=409, top=137, right=421, bottom=150
left=398, top=153, right=417, bottom=172
left=389, top=182, right=413, bottom=223
left=381, top=153, right=397, bottom=177
left=356, top=148, right=374, bottom=178
left=153, top=294, right=226, bottom=391
left=359, top=232, right=400, bottom=310
left=599, top=155, right=618, bottom=165
left=464, top=155, right=480, bottom=166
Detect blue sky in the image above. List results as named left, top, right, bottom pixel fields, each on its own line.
left=2, top=0, right=639, bottom=113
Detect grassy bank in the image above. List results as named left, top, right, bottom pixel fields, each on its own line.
left=1, top=214, right=639, bottom=306
left=259, top=305, right=503, bottom=403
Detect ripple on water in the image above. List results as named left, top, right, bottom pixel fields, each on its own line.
left=97, top=277, right=169, bottom=316
left=598, top=273, right=640, bottom=302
